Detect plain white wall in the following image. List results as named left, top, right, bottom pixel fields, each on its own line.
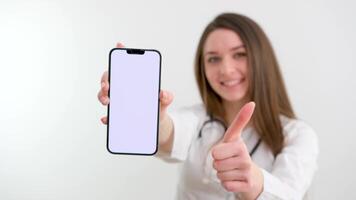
left=0, top=0, right=355, bottom=199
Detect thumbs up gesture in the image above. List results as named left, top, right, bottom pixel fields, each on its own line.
left=211, top=102, right=263, bottom=198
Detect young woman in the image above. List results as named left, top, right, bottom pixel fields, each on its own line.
left=98, top=13, right=318, bottom=200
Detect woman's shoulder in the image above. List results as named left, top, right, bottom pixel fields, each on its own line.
left=279, top=115, right=318, bottom=147
left=280, top=116, right=314, bottom=132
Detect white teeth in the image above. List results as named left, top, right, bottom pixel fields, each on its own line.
left=222, top=80, right=241, bottom=86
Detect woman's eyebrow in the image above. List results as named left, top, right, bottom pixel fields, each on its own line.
left=205, top=51, right=218, bottom=56
left=205, top=45, right=245, bottom=55
left=230, top=45, right=245, bottom=51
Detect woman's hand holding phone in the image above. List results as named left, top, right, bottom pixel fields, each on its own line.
left=97, top=42, right=175, bottom=153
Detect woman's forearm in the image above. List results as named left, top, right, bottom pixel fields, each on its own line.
left=158, top=115, right=174, bottom=153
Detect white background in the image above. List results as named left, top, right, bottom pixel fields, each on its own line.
left=0, top=0, right=355, bottom=199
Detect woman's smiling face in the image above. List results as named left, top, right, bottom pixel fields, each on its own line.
left=203, top=28, right=249, bottom=103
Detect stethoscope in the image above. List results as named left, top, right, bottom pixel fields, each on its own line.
left=198, top=115, right=262, bottom=157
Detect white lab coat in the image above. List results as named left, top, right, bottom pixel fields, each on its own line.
left=157, top=104, right=318, bottom=200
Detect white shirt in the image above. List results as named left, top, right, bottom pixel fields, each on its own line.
left=157, top=104, right=318, bottom=200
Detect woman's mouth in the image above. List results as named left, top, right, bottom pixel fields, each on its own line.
left=220, top=78, right=245, bottom=88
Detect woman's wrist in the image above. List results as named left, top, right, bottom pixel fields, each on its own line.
left=158, top=115, right=174, bottom=151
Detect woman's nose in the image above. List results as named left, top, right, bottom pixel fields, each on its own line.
left=219, top=58, right=235, bottom=75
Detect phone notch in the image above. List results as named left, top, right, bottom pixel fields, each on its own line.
left=126, top=49, right=145, bottom=55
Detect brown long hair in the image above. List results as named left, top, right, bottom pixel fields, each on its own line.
left=195, top=13, right=295, bottom=156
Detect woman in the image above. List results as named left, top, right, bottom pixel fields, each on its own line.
left=98, top=13, right=318, bottom=200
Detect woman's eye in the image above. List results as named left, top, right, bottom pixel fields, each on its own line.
left=233, top=52, right=247, bottom=59
left=207, top=57, right=220, bottom=63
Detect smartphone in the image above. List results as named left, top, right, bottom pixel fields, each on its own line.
left=107, top=48, right=161, bottom=155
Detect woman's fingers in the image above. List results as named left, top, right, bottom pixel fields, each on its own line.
left=98, top=71, right=109, bottom=123
left=100, top=42, right=124, bottom=100
left=217, top=169, right=249, bottom=182
left=212, top=139, right=247, bottom=160
left=97, top=84, right=110, bottom=105
left=101, top=116, right=108, bottom=124
left=101, top=71, right=108, bottom=83
left=98, top=71, right=110, bottom=105
left=213, top=155, right=250, bottom=172
left=97, top=90, right=105, bottom=105
left=222, top=180, right=251, bottom=193
left=116, top=42, right=125, bottom=48
left=98, top=95, right=109, bottom=105
left=160, top=90, right=174, bottom=112
left=100, top=71, right=109, bottom=93
left=99, top=42, right=125, bottom=124
left=159, top=90, right=174, bottom=124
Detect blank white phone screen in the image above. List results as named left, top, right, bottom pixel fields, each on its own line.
left=107, top=48, right=161, bottom=155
